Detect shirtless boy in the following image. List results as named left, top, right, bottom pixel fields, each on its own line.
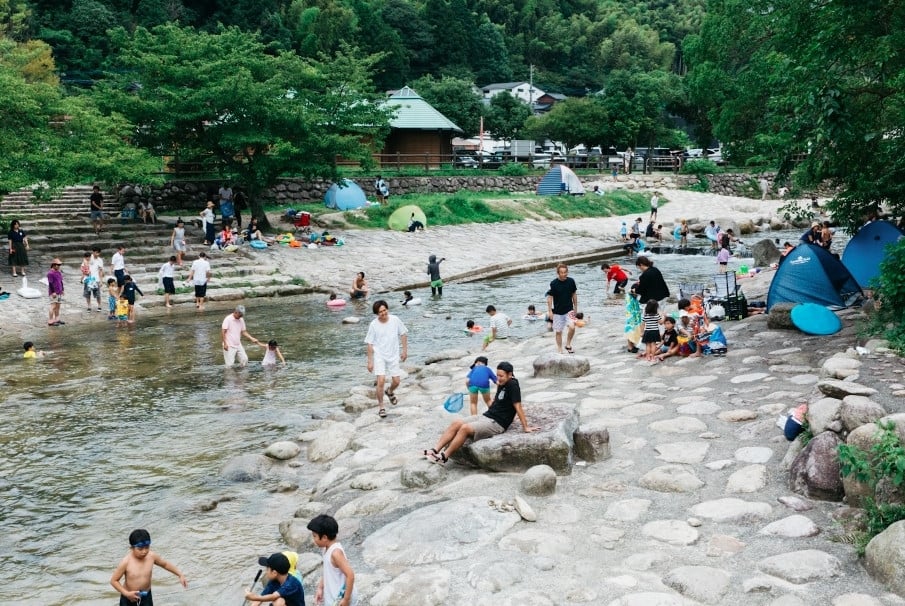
left=110, top=529, right=187, bottom=605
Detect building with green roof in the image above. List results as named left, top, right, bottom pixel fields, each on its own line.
left=379, top=86, right=463, bottom=168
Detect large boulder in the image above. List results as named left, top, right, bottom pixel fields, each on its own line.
left=806, top=397, right=842, bottom=435
left=573, top=422, right=611, bottom=462
left=817, top=380, right=878, bottom=399
left=864, top=521, right=905, bottom=596
left=456, top=402, right=579, bottom=473
left=821, top=356, right=862, bottom=380
left=220, top=454, right=271, bottom=482
left=751, top=239, right=780, bottom=267
left=840, top=396, right=886, bottom=432
left=532, top=352, right=590, bottom=378
left=767, top=303, right=797, bottom=330
left=306, top=421, right=356, bottom=462
left=520, top=464, right=557, bottom=496
left=789, top=431, right=844, bottom=501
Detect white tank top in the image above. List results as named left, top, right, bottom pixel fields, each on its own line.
left=323, top=543, right=357, bottom=605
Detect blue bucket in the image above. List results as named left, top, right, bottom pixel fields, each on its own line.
left=443, top=393, right=464, bottom=413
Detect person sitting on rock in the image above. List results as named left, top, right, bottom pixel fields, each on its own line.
left=422, top=361, right=538, bottom=465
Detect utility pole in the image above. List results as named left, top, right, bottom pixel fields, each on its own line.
left=529, top=64, right=535, bottom=105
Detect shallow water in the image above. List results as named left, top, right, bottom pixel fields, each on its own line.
left=0, top=229, right=825, bottom=605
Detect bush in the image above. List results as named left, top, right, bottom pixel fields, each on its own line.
left=681, top=159, right=722, bottom=175
left=838, top=421, right=905, bottom=554
left=868, top=239, right=905, bottom=352
left=497, top=162, right=529, bottom=176
left=683, top=176, right=709, bottom=192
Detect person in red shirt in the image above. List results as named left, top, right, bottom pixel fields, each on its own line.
left=602, top=263, right=630, bottom=295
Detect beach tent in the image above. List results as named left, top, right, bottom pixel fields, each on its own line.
left=767, top=243, right=863, bottom=311
left=536, top=165, right=585, bottom=195
left=324, top=179, right=367, bottom=211
left=841, top=220, right=905, bottom=288
left=388, top=204, right=427, bottom=231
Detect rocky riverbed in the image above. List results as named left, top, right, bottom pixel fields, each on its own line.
left=234, top=292, right=905, bottom=605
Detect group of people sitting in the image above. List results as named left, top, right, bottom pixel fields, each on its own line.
left=213, top=217, right=267, bottom=249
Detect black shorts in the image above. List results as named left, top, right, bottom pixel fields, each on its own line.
left=120, top=589, right=152, bottom=606
left=194, top=284, right=207, bottom=298
left=641, top=329, right=661, bottom=344
left=162, top=277, right=175, bottom=295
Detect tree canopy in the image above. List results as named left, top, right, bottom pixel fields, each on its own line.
left=92, top=24, right=392, bottom=226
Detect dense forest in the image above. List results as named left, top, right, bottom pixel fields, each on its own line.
left=22, top=0, right=705, bottom=93
left=2, top=0, right=903, bottom=230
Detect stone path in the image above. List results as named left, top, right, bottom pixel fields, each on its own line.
left=266, top=305, right=905, bottom=605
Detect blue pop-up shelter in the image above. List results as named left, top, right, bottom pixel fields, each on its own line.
left=537, top=165, right=585, bottom=195
left=841, top=220, right=905, bottom=288
left=324, top=179, right=367, bottom=211
left=767, top=243, right=862, bottom=311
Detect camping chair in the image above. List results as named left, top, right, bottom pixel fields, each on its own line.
left=293, top=211, right=311, bottom=235
left=712, top=272, right=739, bottom=299
left=678, top=282, right=707, bottom=301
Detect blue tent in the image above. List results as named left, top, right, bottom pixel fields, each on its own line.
left=536, top=165, right=585, bottom=195
left=767, top=243, right=862, bottom=311
left=841, top=220, right=905, bottom=288
left=324, top=179, right=367, bottom=210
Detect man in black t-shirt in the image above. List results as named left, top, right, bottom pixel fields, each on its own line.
left=546, top=263, right=578, bottom=354
left=422, top=362, right=538, bottom=465
left=89, top=185, right=104, bottom=234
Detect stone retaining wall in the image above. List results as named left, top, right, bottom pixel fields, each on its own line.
left=118, top=172, right=781, bottom=211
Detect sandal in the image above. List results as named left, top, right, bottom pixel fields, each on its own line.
left=378, top=408, right=387, bottom=418
left=386, top=389, right=398, bottom=405
left=423, top=448, right=440, bottom=461
left=565, top=346, right=574, bottom=354
left=431, top=452, right=448, bottom=466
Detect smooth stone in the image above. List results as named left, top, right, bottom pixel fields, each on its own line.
left=641, top=519, right=700, bottom=545
left=639, top=464, right=704, bottom=492
left=307, top=421, right=355, bottom=462
left=864, top=520, right=905, bottom=597
left=648, top=416, right=708, bottom=434
left=400, top=460, right=445, bottom=489
left=789, top=374, right=819, bottom=385
left=706, top=534, right=745, bottom=556
left=769, top=347, right=802, bottom=356
left=840, top=395, right=887, bottom=432
left=655, top=441, right=710, bottom=464
left=362, top=497, right=520, bottom=567
left=335, top=489, right=399, bottom=517
left=623, top=551, right=669, bottom=571
left=369, top=566, right=451, bottom=606
left=604, top=498, right=652, bottom=522
left=348, top=447, right=389, bottom=468
left=759, top=514, right=820, bottom=538
left=220, top=453, right=271, bottom=482
left=263, top=440, right=300, bottom=460
left=676, top=401, right=721, bottom=415
left=807, top=397, right=843, bottom=435
left=499, top=528, right=574, bottom=557
left=690, top=498, right=772, bottom=522
left=674, top=375, right=719, bottom=388
left=520, top=465, right=557, bottom=496
left=350, top=470, right=396, bottom=490
left=731, top=372, right=770, bottom=383
left=822, top=356, right=862, bottom=379
left=513, top=496, right=537, bottom=522
left=532, top=352, right=590, bottom=378
left=341, top=316, right=360, bottom=324
left=466, top=560, right=524, bottom=593
left=662, top=565, right=731, bottom=604
left=777, top=495, right=814, bottom=512
left=735, top=446, right=774, bottom=463
left=718, top=409, right=758, bottom=422
left=621, top=403, right=664, bottom=417
left=818, top=379, right=878, bottom=399
left=756, top=549, right=843, bottom=583
left=725, top=464, right=767, bottom=493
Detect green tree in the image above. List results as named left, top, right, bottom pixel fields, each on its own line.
left=484, top=91, right=532, bottom=142
left=685, top=0, right=905, bottom=229
left=94, top=24, right=392, bottom=228
left=523, top=97, right=610, bottom=151
left=410, top=74, right=483, bottom=136
left=0, top=36, right=161, bottom=194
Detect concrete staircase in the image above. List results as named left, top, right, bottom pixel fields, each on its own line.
left=0, top=186, right=311, bottom=310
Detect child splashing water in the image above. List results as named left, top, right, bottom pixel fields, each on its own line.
left=262, top=340, right=286, bottom=366
left=640, top=299, right=663, bottom=362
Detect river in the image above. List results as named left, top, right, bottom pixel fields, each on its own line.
left=0, top=230, right=822, bottom=605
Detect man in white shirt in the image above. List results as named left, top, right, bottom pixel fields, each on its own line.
left=111, top=245, right=127, bottom=287
left=649, top=193, right=659, bottom=221
left=187, top=252, right=212, bottom=310
left=365, top=299, right=408, bottom=418
left=221, top=305, right=261, bottom=367
left=482, top=304, right=511, bottom=351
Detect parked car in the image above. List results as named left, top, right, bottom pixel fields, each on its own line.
left=454, top=155, right=479, bottom=168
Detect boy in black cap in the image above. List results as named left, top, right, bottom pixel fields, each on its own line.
left=423, top=361, right=539, bottom=465
left=246, top=552, right=305, bottom=606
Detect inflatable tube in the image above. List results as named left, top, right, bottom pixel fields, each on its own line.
left=402, top=297, right=422, bottom=306
left=327, top=298, right=347, bottom=308
left=790, top=303, right=842, bottom=335
left=250, top=240, right=267, bottom=249
left=17, top=277, right=42, bottom=299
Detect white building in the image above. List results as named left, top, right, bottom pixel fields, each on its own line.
left=480, top=81, right=545, bottom=105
